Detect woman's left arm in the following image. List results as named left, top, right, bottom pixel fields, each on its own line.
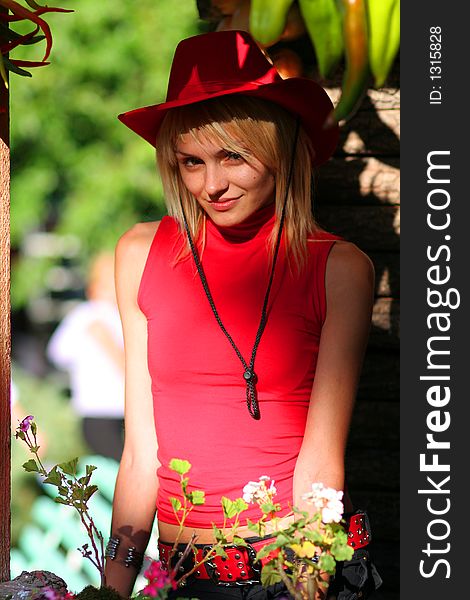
left=294, top=241, right=375, bottom=508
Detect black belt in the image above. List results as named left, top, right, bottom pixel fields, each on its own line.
left=158, top=511, right=372, bottom=588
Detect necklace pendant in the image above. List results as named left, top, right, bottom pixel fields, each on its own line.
left=243, top=369, right=257, bottom=383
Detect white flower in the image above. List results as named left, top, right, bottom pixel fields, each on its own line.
left=243, top=480, right=263, bottom=503
left=301, top=482, right=344, bottom=524
left=242, top=476, right=277, bottom=504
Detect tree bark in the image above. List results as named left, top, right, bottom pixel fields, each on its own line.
left=0, top=74, right=11, bottom=582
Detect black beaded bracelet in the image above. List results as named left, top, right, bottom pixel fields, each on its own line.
left=105, top=536, right=120, bottom=561
left=105, top=535, right=143, bottom=570
left=124, top=546, right=144, bottom=570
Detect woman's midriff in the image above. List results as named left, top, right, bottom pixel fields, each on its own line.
left=157, top=514, right=296, bottom=544
left=157, top=490, right=353, bottom=544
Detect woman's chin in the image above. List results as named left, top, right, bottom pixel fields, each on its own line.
left=205, top=202, right=271, bottom=228
left=205, top=205, right=248, bottom=227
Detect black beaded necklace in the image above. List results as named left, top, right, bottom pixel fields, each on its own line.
left=180, top=118, right=300, bottom=420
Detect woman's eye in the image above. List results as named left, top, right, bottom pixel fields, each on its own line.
left=182, top=156, right=202, bottom=167
left=225, top=151, right=243, bottom=161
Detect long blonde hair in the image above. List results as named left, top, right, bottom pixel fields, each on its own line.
left=156, top=95, right=319, bottom=269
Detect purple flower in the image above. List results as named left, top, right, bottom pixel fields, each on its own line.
left=19, top=415, right=34, bottom=432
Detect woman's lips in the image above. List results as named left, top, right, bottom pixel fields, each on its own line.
left=208, top=197, right=240, bottom=211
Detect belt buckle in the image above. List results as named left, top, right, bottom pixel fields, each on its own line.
left=203, top=543, right=261, bottom=587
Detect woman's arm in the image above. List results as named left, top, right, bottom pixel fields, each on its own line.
left=104, top=222, right=160, bottom=598
left=294, top=241, right=375, bottom=509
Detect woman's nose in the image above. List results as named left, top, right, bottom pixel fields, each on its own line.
left=204, top=163, right=229, bottom=198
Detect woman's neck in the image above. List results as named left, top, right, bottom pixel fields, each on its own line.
left=206, top=202, right=276, bottom=243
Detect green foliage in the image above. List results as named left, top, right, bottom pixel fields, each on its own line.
left=221, top=496, right=248, bottom=519
left=76, top=584, right=124, bottom=600
left=22, top=458, right=39, bottom=472
left=319, top=553, right=336, bottom=573
left=260, top=561, right=282, bottom=587
left=11, top=0, right=206, bottom=308
left=11, top=365, right=87, bottom=545
left=169, top=458, right=192, bottom=476
left=58, top=457, right=79, bottom=476
left=170, top=497, right=182, bottom=512
left=186, top=489, right=205, bottom=505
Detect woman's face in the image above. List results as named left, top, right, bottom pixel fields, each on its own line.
left=175, top=132, right=275, bottom=227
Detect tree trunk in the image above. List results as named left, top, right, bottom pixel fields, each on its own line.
left=0, top=76, right=11, bottom=582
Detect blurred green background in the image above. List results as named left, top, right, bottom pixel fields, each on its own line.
left=10, top=0, right=205, bottom=590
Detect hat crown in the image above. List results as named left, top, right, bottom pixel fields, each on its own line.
left=166, top=30, right=282, bottom=102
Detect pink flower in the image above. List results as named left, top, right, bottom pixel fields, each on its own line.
left=143, top=560, right=177, bottom=593
left=19, top=415, right=34, bottom=432
left=42, top=588, right=74, bottom=600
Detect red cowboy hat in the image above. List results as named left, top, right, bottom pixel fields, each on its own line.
left=118, top=30, right=338, bottom=166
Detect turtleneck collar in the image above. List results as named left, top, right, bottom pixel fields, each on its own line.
left=206, top=201, right=276, bottom=243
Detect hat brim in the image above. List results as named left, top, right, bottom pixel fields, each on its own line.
left=118, top=77, right=338, bottom=167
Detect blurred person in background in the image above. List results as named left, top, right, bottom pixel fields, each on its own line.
left=47, top=251, right=125, bottom=461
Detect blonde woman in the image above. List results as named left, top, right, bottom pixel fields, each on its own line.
left=105, top=30, right=377, bottom=600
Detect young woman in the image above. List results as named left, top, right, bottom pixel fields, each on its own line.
left=104, top=30, right=376, bottom=599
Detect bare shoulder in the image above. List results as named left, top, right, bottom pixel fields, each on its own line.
left=326, top=241, right=375, bottom=299
left=115, top=221, right=161, bottom=306
left=115, top=221, right=160, bottom=264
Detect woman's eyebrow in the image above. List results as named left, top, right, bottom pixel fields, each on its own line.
left=174, top=149, right=194, bottom=156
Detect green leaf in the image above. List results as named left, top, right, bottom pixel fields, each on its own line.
left=83, top=485, right=98, bottom=502
left=246, top=518, right=263, bottom=536
left=331, top=528, right=348, bottom=544
left=169, top=459, right=191, bottom=475
left=72, top=487, right=84, bottom=501
left=43, top=466, right=62, bottom=486
left=22, top=35, right=47, bottom=47
left=86, top=465, right=97, bottom=476
left=213, top=546, right=228, bottom=559
left=22, top=459, right=39, bottom=473
left=58, top=485, right=68, bottom=496
left=331, top=541, right=354, bottom=562
left=303, top=529, right=323, bottom=544
left=30, top=421, right=37, bottom=436
left=170, top=497, right=182, bottom=512
left=220, top=496, right=247, bottom=519
left=221, top=497, right=237, bottom=519
left=256, top=541, right=281, bottom=559
left=15, top=429, right=26, bottom=441
left=232, top=498, right=248, bottom=514
left=188, top=490, right=205, bottom=506
left=260, top=502, right=279, bottom=514
left=319, top=553, right=336, bottom=574
left=25, top=0, right=44, bottom=9
left=3, top=57, right=32, bottom=78
left=232, top=536, right=248, bottom=547
left=273, top=533, right=290, bottom=546
left=260, top=563, right=282, bottom=587
left=181, top=477, right=189, bottom=494
left=58, top=458, right=78, bottom=476
left=212, top=525, right=227, bottom=544
left=54, top=497, right=70, bottom=506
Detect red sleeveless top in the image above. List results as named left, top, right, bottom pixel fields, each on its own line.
left=138, top=203, right=340, bottom=527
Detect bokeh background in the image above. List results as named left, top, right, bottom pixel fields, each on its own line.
left=9, top=1, right=399, bottom=598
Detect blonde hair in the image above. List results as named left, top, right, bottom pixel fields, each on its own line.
left=156, top=95, right=319, bottom=269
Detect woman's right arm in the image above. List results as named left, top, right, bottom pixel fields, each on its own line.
left=104, top=222, right=160, bottom=598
